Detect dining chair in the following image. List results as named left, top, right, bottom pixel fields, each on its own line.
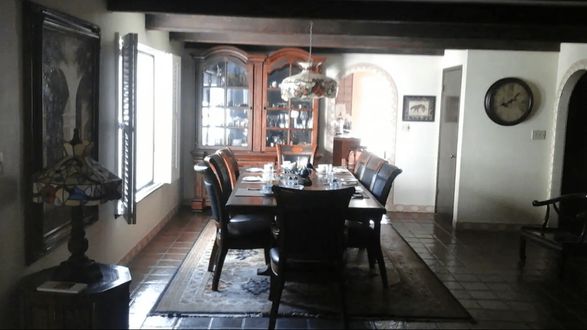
left=216, top=147, right=240, bottom=189
left=205, top=154, right=233, bottom=199
left=268, top=185, right=355, bottom=330
left=359, top=155, right=387, bottom=188
left=345, top=163, right=403, bottom=288
left=276, top=144, right=317, bottom=167
left=353, top=150, right=373, bottom=180
left=194, top=161, right=273, bottom=291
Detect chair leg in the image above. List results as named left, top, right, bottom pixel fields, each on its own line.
left=212, top=245, right=228, bottom=291
left=366, top=246, right=376, bottom=269
left=207, top=240, right=219, bottom=272
left=518, top=236, right=527, bottom=270
left=375, top=244, right=388, bottom=288
left=268, top=276, right=286, bottom=330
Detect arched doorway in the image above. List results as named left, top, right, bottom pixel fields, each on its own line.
left=560, top=71, right=587, bottom=220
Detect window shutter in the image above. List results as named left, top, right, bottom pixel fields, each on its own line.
left=117, top=33, right=138, bottom=224
left=171, top=54, right=181, bottom=181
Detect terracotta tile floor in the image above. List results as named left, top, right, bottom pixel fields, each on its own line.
left=127, top=207, right=587, bottom=329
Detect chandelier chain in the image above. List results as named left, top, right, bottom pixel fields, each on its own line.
left=309, top=21, right=313, bottom=62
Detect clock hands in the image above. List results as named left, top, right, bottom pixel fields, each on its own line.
left=500, top=92, right=521, bottom=107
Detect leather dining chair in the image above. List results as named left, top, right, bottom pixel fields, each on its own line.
left=268, top=185, right=355, bottom=330
left=205, top=154, right=233, bottom=198
left=276, top=144, right=317, bottom=167
left=216, top=147, right=240, bottom=189
left=345, top=163, right=403, bottom=288
left=353, top=150, right=373, bottom=180
left=195, top=159, right=273, bottom=291
left=359, top=155, right=387, bottom=188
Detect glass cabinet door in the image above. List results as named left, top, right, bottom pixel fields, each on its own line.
left=265, top=63, right=316, bottom=148
left=200, top=61, right=251, bottom=148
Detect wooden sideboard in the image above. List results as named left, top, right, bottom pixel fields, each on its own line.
left=332, top=136, right=362, bottom=166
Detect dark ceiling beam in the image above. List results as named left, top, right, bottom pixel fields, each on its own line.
left=147, top=14, right=587, bottom=44
left=108, top=0, right=587, bottom=26
left=171, top=32, right=560, bottom=52
left=184, top=43, right=446, bottom=56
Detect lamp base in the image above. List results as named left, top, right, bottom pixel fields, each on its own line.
left=51, top=259, right=103, bottom=284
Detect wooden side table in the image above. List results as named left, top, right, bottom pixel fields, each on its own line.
left=332, top=137, right=362, bottom=166
left=19, top=263, right=132, bottom=329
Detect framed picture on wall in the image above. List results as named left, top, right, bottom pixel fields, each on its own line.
left=23, top=1, right=101, bottom=265
left=403, top=95, right=436, bottom=122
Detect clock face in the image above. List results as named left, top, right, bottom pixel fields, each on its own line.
left=485, top=78, right=533, bottom=126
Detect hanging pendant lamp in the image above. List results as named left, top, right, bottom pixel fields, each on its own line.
left=280, top=22, right=338, bottom=101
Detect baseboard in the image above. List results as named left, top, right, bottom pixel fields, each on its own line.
left=388, top=204, right=435, bottom=213
left=455, top=221, right=524, bottom=231
left=118, top=204, right=180, bottom=266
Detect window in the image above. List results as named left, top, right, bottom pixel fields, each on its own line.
left=116, top=33, right=181, bottom=224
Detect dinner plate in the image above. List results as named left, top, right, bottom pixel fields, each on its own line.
left=246, top=168, right=264, bottom=173
left=242, top=176, right=262, bottom=182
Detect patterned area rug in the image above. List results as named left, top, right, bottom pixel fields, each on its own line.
left=151, top=219, right=472, bottom=322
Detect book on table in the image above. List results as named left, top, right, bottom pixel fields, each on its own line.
left=37, top=281, right=88, bottom=294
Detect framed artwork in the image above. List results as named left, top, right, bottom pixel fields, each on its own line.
left=23, top=1, right=101, bottom=265
left=403, top=95, right=436, bottom=122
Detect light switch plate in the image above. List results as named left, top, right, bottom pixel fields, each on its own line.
left=531, top=130, right=546, bottom=140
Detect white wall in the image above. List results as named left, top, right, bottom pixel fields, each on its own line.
left=0, top=1, right=184, bottom=327
left=321, top=53, right=442, bottom=209
left=456, top=50, right=559, bottom=225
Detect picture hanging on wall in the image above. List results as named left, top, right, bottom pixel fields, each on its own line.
left=23, top=1, right=101, bottom=265
left=402, top=95, right=436, bottom=122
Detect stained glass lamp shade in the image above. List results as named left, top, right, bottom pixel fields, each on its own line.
left=280, top=61, right=338, bottom=101
left=32, top=128, right=122, bottom=283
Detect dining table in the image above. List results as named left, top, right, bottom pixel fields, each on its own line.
left=225, top=165, right=389, bottom=285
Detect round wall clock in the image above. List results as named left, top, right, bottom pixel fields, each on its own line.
left=484, top=77, right=533, bottom=126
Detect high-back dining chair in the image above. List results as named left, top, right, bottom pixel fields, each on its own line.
left=195, top=161, right=273, bottom=291
left=345, top=163, right=403, bottom=288
left=205, top=153, right=233, bottom=200
left=353, top=150, right=373, bottom=180
left=268, top=185, right=355, bottom=330
left=216, top=147, right=240, bottom=189
left=359, top=155, right=387, bottom=188
left=276, top=144, right=317, bottom=167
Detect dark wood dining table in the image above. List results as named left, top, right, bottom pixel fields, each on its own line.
left=225, top=166, right=389, bottom=285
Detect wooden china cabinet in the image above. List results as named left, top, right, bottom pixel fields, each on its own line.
left=191, top=46, right=325, bottom=211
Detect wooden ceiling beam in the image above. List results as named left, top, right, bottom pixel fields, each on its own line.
left=108, top=0, right=587, bottom=26
left=171, top=32, right=560, bottom=52
left=147, top=14, right=587, bottom=44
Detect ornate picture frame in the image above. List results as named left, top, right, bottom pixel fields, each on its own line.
left=23, top=1, right=101, bottom=264
left=403, top=95, right=436, bottom=122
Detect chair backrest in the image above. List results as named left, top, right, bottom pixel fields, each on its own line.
left=204, top=153, right=233, bottom=202
left=272, top=186, right=355, bottom=262
left=347, top=148, right=363, bottom=173
left=359, top=155, right=387, bottom=188
left=353, top=150, right=373, bottom=179
left=276, top=144, right=317, bottom=167
left=370, top=163, right=403, bottom=206
left=194, top=162, right=228, bottom=230
left=216, top=147, right=240, bottom=188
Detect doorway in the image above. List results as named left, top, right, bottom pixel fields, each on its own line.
left=560, top=71, right=587, bottom=228
left=435, top=66, right=462, bottom=222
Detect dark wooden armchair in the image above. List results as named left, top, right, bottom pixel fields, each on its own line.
left=268, top=185, right=355, bottom=330
left=276, top=144, right=317, bottom=167
left=194, top=160, right=273, bottom=291
left=519, top=193, right=587, bottom=278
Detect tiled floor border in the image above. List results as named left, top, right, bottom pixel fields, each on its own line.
left=118, top=204, right=180, bottom=266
